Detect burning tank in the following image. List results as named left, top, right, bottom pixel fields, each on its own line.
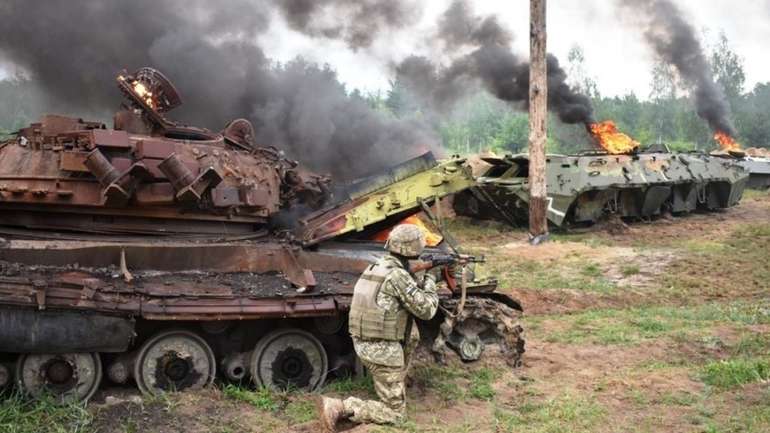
left=454, top=121, right=749, bottom=227
left=0, top=68, right=524, bottom=403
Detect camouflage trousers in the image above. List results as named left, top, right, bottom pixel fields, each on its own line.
left=343, top=360, right=406, bottom=424
left=342, top=336, right=418, bottom=425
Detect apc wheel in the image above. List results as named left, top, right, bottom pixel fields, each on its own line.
left=250, top=328, right=328, bottom=391
left=134, top=330, right=216, bottom=395
left=16, top=353, right=102, bottom=404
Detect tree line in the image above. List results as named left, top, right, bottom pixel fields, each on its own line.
left=377, top=32, right=769, bottom=155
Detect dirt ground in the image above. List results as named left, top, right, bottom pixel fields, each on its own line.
left=5, top=191, right=769, bottom=433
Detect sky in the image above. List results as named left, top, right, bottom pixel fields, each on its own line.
left=1, top=0, right=769, bottom=99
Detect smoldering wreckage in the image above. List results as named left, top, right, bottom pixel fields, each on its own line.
left=0, top=63, right=757, bottom=405
left=0, top=68, right=527, bottom=402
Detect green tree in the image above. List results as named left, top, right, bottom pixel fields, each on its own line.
left=648, top=62, right=680, bottom=143
left=736, top=82, right=770, bottom=148
left=711, top=31, right=746, bottom=104
left=566, top=45, right=599, bottom=99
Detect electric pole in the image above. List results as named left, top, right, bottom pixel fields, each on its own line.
left=528, top=0, right=549, bottom=244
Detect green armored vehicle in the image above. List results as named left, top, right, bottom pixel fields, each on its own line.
left=454, top=149, right=749, bottom=227
left=739, top=148, right=770, bottom=190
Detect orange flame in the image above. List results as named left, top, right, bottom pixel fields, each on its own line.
left=588, top=120, right=640, bottom=154
left=714, top=131, right=741, bottom=152
left=131, top=81, right=156, bottom=109
left=372, top=215, right=443, bottom=247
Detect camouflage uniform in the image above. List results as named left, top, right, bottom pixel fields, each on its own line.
left=344, top=253, right=439, bottom=424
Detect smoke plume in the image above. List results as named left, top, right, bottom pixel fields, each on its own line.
left=0, top=0, right=436, bottom=179
left=618, top=0, right=736, bottom=136
left=395, top=1, right=595, bottom=125
left=275, top=0, right=421, bottom=50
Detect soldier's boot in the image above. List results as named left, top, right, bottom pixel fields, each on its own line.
left=317, top=396, right=345, bottom=432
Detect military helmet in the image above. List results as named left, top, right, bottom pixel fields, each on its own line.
left=385, top=224, right=426, bottom=258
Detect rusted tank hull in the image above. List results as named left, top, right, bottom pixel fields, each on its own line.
left=0, top=67, right=524, bottom=403
left=0, top=237, right=524, bottom=401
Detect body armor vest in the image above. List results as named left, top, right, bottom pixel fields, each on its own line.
left=348, top=261, right=410, bottom=341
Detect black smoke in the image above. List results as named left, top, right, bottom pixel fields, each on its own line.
left=275, top=0, right=421, bottom=50
left=0, top=0, right=437, bottom=179
left=618, top=0, right=736, bottom=136
left=395, top=1, right=595, bottom=125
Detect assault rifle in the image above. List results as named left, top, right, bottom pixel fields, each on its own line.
left=408, top=253, right=484, bottom=274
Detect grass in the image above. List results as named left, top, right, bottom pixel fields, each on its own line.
left=0, top=393, right=92, bottom=433
left=448, top=218, right=621, bottom=293
left=711, top=401, right=770, bottom=433
left=543, top=301, right=770, bottom=346
left=700, top=359, right=770, bottom=389
left=621, top=264, right=641, bottom=276
left=549, top=232, right=615, bottom=248
left=412, top=365, right=500, bottom=403
left=478, top=255, right=618, bottom=294
left=663, top=223, right=770, bottom=299
left=222, top=385, right=279, bottom=412
left=580, top=263, right=602, bottom=278
left=660, top=391, right=699, bottom=407
left=469, top=368, right=496, bottom=401
left=733, top=333, right=770, bottom=357
left=743, top=189, right=770, bottom=200
left=444, top=217, right=515, bottom=243
left=284, top=398, right=316, bottom=425
left=493, top=394, right=606, bottom=433
left=322, top=374, right=375, bottom=396
left=222, top=384, right=318, bottom=426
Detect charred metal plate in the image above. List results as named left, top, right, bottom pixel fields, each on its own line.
left=212, top=186, right=242, bottom=207
left=240, top=186, right=270, bottom=208
left=135, top=183, right=175, bottom=205
left=59, top=151, right=90, bottom=173
left=135, top=139, right=175, bottom=160
left=91, top=130, right=131, bottom=149
left=0, top=307, right=134, bottom=353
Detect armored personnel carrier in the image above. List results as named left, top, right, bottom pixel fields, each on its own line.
left=454, top=148, right=749, bottom=227
left=739, top=148, right=770, bottom=190
left=0, top=68, right=524, bottom=403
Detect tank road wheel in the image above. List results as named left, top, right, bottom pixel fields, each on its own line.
left=134, top=330, right=216, bottom=396
left=250, top=328, right=328, bottom=391
left=433, top=297, right=525, bottom=367
left=16, top=353, right=102, bottom=404
left=0, top=363, right=10, bottom=390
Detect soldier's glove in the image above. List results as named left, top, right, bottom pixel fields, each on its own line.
left=425, top=267, right=442, bottom=283
left=423, top=272, right=439, bottom=290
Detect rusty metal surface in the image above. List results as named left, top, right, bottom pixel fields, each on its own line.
left=0, top=235, right=467, bottom=322
left=0, top=307, right=134, bottom=353
left=0, top=260, right=354, bottom=321
left=0, top=67, right=526, bottom=389
left=0, top=68, right=330, bottom=236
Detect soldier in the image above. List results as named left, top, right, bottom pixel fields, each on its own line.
left=317, top=224, right=439, bottom=432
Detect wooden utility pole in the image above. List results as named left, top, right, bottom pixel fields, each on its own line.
left=528, top=0, right=549, bottom=244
